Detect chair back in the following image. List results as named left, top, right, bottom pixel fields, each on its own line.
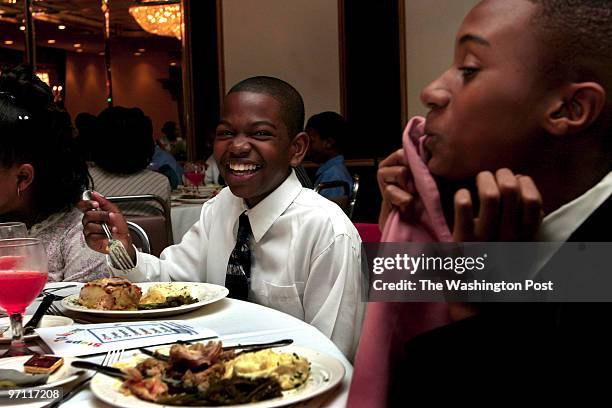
left=126, top=221, right=152, bottom=254
left=348, top=174, right=360, bottom=219
left=107, top=194, right=173, bottom=257
left=314, top=180, right=351, bottom=215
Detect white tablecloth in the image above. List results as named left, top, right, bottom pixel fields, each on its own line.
left=170, top=203, right=204, bottom=243
left=1, top=283, right=351, bottom=408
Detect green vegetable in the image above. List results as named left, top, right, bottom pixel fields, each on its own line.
left=137, top=295, right=199, bottom=310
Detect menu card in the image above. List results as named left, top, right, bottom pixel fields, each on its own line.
left=36, top=320, right=217, bottom=357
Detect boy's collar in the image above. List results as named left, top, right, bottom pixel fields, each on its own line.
left=234, top=169, right=302, bottom=243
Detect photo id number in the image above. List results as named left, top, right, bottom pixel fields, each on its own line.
left=5, top=387, right=62, bottom=400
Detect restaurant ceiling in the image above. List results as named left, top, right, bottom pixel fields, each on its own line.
left=0, top=0, right=179, bottom=54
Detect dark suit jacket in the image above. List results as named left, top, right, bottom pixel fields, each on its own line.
left=393, top=196, right=612, bottom=405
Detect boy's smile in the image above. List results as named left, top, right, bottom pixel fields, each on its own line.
left=214, top=91, right=305, bottom=208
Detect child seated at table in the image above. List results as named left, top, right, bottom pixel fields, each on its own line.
left=0, top=65, right=107, bottom=282
left=352, top=0, right=612, bottom=403
left=79, top=76, right=365, bottom=359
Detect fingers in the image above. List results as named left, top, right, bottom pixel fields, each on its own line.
left=517, top=175, right=543, bottom=239
left=452, top=169, right=543, bottom=242
left=377, top=149, right=416, bottom=227
left=495, top=169, right=520, bottom=241
left=453, top=189, right=474, bottom=242
left=474, top=171, right=500, bottom=241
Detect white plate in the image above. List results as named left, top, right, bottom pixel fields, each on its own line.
left=61, top=282, right=229, bottom=318
left=90, top=345, right=345, bottom=408
left=0, top=356, right=83, bottom=397
left=0, top=315, right=74, bottom=344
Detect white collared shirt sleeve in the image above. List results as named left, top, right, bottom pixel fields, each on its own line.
left=305, top=231, right=365, bottom=360
left=110, top=199, right=217, bottom=283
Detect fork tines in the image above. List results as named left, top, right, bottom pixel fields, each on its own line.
left=108, top=240, right=135, bottom=270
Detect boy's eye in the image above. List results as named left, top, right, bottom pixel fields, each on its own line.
left=216, top=129, right=234, bottom=138
left=459, top=66, right=479, bottom=79
left=252, top=130, right=272, bottom=137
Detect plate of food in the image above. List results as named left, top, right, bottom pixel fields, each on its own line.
left=61, top=278, right=229, bottom=318
left=90, top=341, right=345, bottom=408
left=0, top=355, right=83, bottom=397
left=0, top=315, right=74, bottom=344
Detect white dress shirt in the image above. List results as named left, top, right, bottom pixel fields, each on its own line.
left=527, top=171, right=612, bottom=277
left=116, top=170, right=365, bottom=359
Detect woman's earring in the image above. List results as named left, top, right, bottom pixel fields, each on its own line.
left=16, top=187, right=20, bottom=197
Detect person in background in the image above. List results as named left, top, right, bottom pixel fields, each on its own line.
left=148, top=117, right=183, bottom=189
left=80, top=76, right=365, bottom=359
left=161, top=120, right=187, bottom=162
left=89, top=107, right=171, bottom=216
left=306, top=111, right=353, bottom=198
left=204, top=154, right=222, bottom=185
left=0, top=65, right=107, bottom=282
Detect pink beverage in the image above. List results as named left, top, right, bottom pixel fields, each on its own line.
left=185, top=171, right=204, bottom=186
left=0, top=271, right=47, bottom=315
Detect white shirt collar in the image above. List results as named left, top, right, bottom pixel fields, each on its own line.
left=537, top=171, right=612, bottom=242
left=227, top=169, right=302, bottom=243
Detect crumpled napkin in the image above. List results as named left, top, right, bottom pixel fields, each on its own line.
left=0, top=369, right=48, bottom=388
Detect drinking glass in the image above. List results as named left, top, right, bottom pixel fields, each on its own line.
left=0, top=222, right=27, bottom=239
left=0, top=238, right=48, bottom=357
left=183, top=162, right=205, bottom=194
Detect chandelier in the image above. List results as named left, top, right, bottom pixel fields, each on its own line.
left=129, top=0, right=182, bottom=40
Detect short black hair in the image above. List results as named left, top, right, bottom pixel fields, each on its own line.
left=93, top=106, right=154, bottom=174
left=228, top=76, right=305, bottom=138
left=305, top=111, right=348, bottom=151
left=527, top=1, right=612, bottom=94
left=0, top=64, right=90, bottom=219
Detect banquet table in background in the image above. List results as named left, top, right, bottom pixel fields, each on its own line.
left=170, top=201, right=205, bottom=243
left=1, top=283, right=351, bottom=408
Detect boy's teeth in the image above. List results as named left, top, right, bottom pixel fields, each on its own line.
left=229, top=163, right=259, bottom=172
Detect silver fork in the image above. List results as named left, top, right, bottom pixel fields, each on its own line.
left=82, top=190, right=135, bottom=270
left=43, top=348, right=125, bottom=408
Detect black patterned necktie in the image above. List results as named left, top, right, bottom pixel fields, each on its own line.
left=225, top=213, right=252, bottom=300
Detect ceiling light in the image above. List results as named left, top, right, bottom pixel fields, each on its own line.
left=134, top=52, right=142, bottom=56
left=73, top=43, right=81, bottom=48
left=19, top=26, right=25, bottom=31
left=47, top=39, right=56, bottom=44
left=58, top=25, right=66, bottom=30
left=4, top=40, right=14, bottom=45
left=129, top=0, right=181, bottom=40
left=98, top=51, right=105, bottom=56
left=169, top=62, right=177, bottom=66
left=138, top=48, right=145, bottom=52
left=76, top=49, right=83, bottom=53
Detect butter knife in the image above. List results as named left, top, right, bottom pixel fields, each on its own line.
left=23, top=294, right=55, bottom=334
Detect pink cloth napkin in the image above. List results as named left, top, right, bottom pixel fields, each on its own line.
left=348, top=117, right=453, bottom=408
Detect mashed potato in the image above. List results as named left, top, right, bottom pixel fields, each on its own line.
left=223, top=349, right=310, bottom=390
left=139, top=283, right=192, bottom=305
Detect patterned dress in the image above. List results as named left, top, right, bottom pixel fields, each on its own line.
left=29, top=207, right=109, bottom=282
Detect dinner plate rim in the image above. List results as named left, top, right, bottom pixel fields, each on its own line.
left=60, top=282, right=229, bottom=318
left=0, top=355, right=83, bottom=396
left=90, top=345, right=345, bottom=408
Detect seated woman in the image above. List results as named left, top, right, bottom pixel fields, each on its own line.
left=88, top=106, right=171, bottom=216
left=0, top=65, right=107, bottom=282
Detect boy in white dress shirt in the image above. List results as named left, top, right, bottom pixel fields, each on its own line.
left=80, top=76, right=365, bottom=359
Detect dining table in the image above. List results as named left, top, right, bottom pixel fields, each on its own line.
left=0, top=282, right=352, bottom=408
left=170, top=201, right=206, bottom=243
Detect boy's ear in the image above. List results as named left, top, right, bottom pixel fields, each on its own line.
left=543, top=82, right=606, bottom=136
left=16, top=164, right=34, bottom=193
left=290, top=131, right=309, bottom=167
